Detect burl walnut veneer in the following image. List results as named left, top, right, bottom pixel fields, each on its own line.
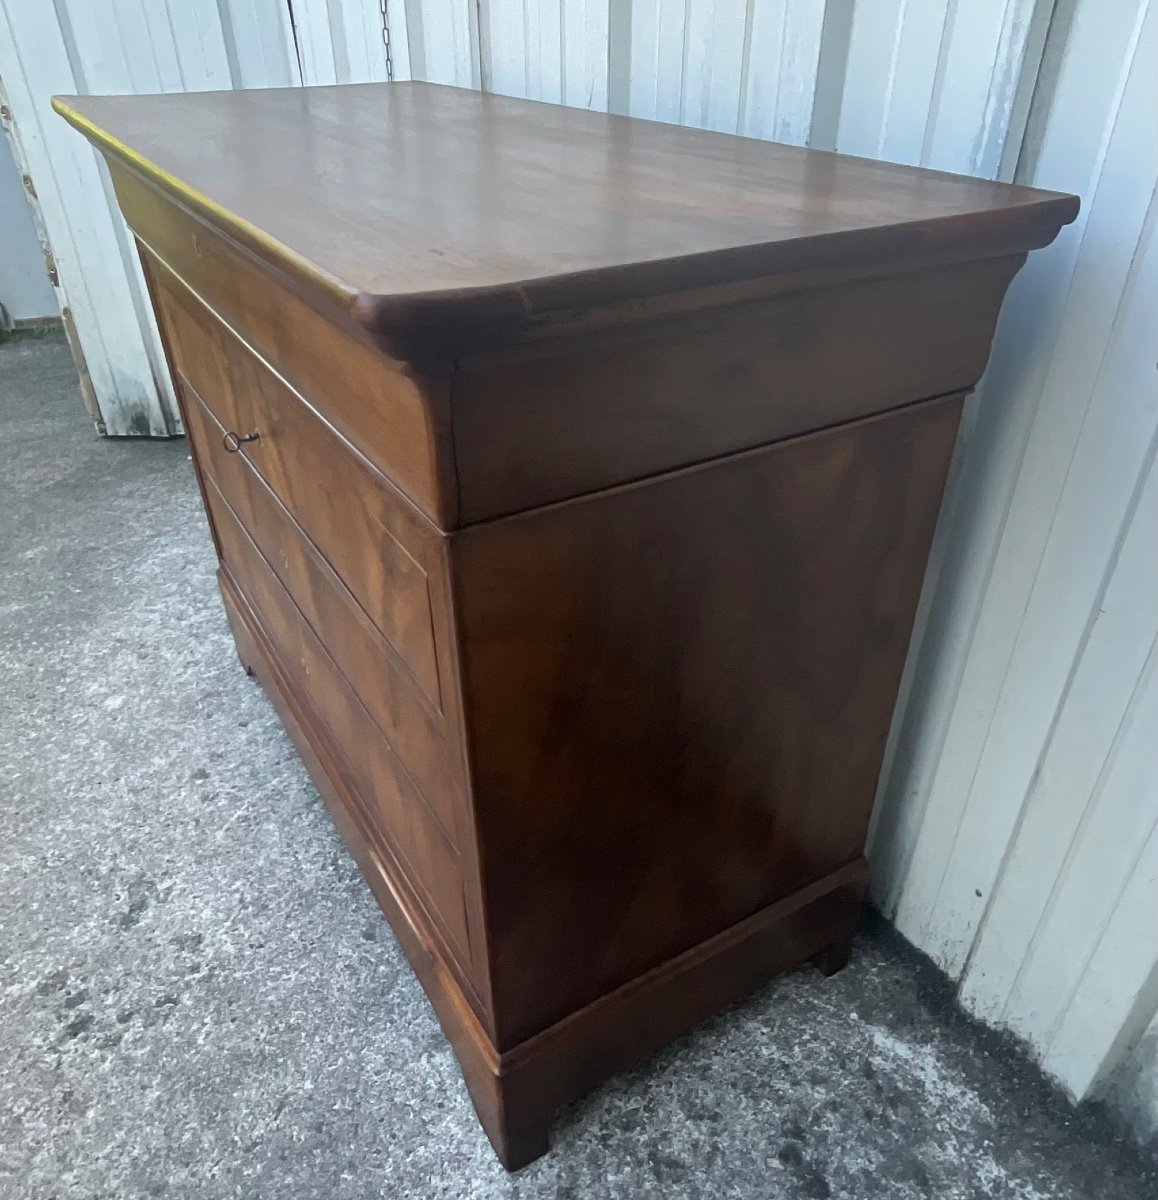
left=56, top=83, right=1078, bottom=1168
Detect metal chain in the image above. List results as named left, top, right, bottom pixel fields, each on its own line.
left=379, top=0, right=394, bottom=81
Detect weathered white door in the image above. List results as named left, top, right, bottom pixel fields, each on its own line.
left=0, top=133, right=55, bottom=326
left=0, top=0, right=299, bottom=435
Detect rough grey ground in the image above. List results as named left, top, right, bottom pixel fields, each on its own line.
left=1, top=333, right=1153, bottom=1200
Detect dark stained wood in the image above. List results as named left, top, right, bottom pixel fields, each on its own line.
left=112, top=161, right=457, bottom=524
left=452, top=255, right=1021, bottom=520
left=57, top=82, right=1079, bottom=1170
left=182, top=380, right=466, bottom=845
left=209, top=477, right=475, bottom=965
left=456, top=394, right=964, bottom=1046
left=494, top=859, right=869, bottom=1168
left=216, top=568, right=504, bottom=1037
left=153, top=264, right=447, bottom=707
left=222, top=567, right=865, bottom=1169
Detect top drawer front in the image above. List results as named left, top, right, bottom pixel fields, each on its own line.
left=451, top=255, right=1023, bottom=521
left=111, top=162, right=455, bottom=526
left=154, top=266, right=445, bottom=713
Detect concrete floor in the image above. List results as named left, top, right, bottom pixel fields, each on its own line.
left=1, top=332, right=1154, bottom=1200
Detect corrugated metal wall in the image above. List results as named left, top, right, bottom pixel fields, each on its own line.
left=1, top=0, right=1153, bottom=1138
left=871, top=0, right=1157, bottom=1130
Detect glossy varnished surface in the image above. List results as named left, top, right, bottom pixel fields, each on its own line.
left=456, top=395, right=964, bottom=1045
left=54, top=84, right=1076, bottom=347
left=452, top=255, right=1020, bottom=520
left=111, top=164, right=456, bottom=523
left=152, top=266, right=447, bottom=710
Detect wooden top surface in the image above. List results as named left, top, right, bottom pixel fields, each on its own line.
left=55, top=83, right=1078, bottom=346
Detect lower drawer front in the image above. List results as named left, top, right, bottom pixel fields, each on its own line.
left=206, top=476, right=472, bottom=963
left=184, top=381, right=464, bottom=845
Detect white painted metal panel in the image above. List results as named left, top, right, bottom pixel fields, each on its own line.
left=482, top=0, right=540, bottom=98
left=215, top=0, right=301, bottom=87
left=0, top=0, right=299, bottom=435
left=741, top=0, right=826, bottom=143
left=869, top=0, right=1158, bottom=1109
left=480, top=0, right=606, bottom=106
left=561, top=0, right=609, bottom=108
left=932, top=161, right=1158, bottom=980
left=625, top=0, right=823, bottom=142
left=473, top=0, right=822, bottom=135
left=1114, top=1006, right=1158, bottom=1143
left=1044, top=792, right=1158, bottom=1099
left=681, top=0, right=748, bottom=132
left=0, top=2, right=172, bottom=434
left=288, top=0, right=343, bottom=84
left=834, top=0, right=1048, bottom=176
left=870, top=0, right=1153, bottom=921
left=626, top=0, right=685, bottom=122
left=292, top=0, right=394, bottom=85
left=960, top=447, right=1158, bottom=1046
left=837, top=0, right=949, bottom=164
left=884, top=0, right=1156, bottom=975
left=404, top=0, right=479, bottom=86
left=924, top=0, right=1048, bottom=177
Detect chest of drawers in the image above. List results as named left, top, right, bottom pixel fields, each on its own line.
left=56, top=82, right=1076, bottom=1168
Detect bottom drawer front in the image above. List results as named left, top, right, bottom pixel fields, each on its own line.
left=207, top=479, right=472, bottom=962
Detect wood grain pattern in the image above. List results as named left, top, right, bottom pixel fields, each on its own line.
left=456, top=394, right=964, bottom=1045
left=57, top=81, right=1078, bottom=1169
left=209, top=481, right=475, bottom=968
left=182, top=381, right=466, bottom=845
left=452, top=255, right=1020, bottom=519
left=220, top=566, right=869, bottom=1167
left=113, top=162, right=456, bottom=523
left=153, top=265, right=446, bottom=706
left=54, top=83, right=1077, bottom=354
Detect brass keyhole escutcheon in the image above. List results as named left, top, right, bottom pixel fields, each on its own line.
left=222, top=430, right=260, bottom=453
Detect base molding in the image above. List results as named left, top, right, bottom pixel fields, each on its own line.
left=219, top=568, right=867, bottom=1170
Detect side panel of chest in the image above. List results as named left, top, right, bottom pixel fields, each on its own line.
left=452, top=393, right=964, bottom=1046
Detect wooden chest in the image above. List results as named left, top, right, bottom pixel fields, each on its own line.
left=56, top=83, right=1077, bottom=1168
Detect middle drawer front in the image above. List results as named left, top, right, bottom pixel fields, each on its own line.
left=153, top=264, right=445, bottom=713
